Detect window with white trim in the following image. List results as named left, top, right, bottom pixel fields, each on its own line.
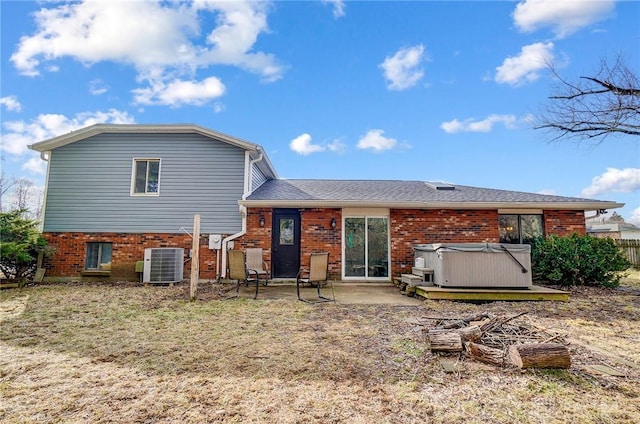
left=131, top=159, right=160, bottom=195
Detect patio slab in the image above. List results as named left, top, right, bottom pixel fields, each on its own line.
left=236, top=282, right=423, bottom=305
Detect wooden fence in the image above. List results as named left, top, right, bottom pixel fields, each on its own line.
left=616, top=239, right=640, bottom=268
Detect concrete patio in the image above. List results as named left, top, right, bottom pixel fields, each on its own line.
left=234, top=281, right=423, bottom=305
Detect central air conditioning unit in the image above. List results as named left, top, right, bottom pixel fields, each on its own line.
left=143, top=248, right=185, bottom=284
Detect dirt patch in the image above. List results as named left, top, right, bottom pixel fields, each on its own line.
left=1, top=282, right=639, bottom=423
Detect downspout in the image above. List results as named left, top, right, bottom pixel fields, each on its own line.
left=37, top=151, right=51, bottom=231
left=585, top=209, right=606, bottom=220
left=220, top=150, right=264, bottom=278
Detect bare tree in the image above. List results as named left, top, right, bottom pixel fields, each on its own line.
left=0, top=172, right=16, bottom=212
left=535, top=55, right=640, bottom=142
left=12, top=178, right=34, bottom=213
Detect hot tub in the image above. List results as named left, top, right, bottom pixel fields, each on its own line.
left=413, top=243, right=532, bottom=288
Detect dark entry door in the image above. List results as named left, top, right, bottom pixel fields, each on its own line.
left=271, top=209, right=301, bottom=278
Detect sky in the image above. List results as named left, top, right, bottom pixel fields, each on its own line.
left=1, top=0, right=639, bottom=224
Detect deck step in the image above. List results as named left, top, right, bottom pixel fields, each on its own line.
left=411, top=267, right=434, bottom=283
left=401, top=274, right=423, bottom=287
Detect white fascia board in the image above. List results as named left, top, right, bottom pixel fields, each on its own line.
left=239, top=200, right=625, bottom=211
left=29, top=124, right=256, bottom=151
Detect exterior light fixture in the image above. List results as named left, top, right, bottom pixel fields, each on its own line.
left=330, top=217, right=337, bottom=229
left=259, top=215, right=265, bottom=227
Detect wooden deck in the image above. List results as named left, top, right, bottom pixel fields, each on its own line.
left=416, top=285, right=569, bottom=302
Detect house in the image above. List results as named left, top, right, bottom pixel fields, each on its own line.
left=587, top=222, right=640, bottom=240
left=29, top=124, right=624, bottom=283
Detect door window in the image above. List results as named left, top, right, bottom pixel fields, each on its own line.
left=279, top=218, right=295, bottom=245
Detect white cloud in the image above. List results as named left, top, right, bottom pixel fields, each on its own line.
left=11, top=1, right=197, bottom=76
left=512, top=0, right=615, bottom=38
left=1, top=109, right=135, bottom=156
left=289, top=133, right=325, bottom=156
left=22, top=157, right=47, bottom=175
left=628, top=207, right=640, bottom=227
left=89, top=79, right=109, bottom=95
left=322, top=0, right=346, bottom=18
left=132, top=76, right=225, bottom=107
left=495, top=42, right=554, bottom=86
left=380, top=45, right=425, bottom=90
left=357, top=129, right=397, bottom=152
left=0, top=96, right=22, bottom=112
left=581, top=168, right=640, bottom=197
left=441, top=114, right=518, bottom=133
left=327, top=138, right=347, bottom=154
left=213, top=102, right=225, bottom=113
left=10, top=1, right=283, bottom=107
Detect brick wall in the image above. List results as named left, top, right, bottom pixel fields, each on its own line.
left=42, top=207, right=587, bottom=282
left=42, top=232, right=222, bottom=282
left=391, top=209, right=500, bottom=276
left=299, top=208, right=342, bottom=277
left=544, top=210, right=587, bottom=236
left=235, top=208, right=342, bottom=279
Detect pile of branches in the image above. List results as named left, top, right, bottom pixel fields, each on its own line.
left=419, top=312, right=571, bottom=369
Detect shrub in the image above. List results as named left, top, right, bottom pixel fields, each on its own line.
left=531, top=234, right=630, bottom=288
left=0, top=210, right=52, bottom=285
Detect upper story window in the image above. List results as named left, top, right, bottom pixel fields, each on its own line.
left=131, top=159, right=160, bottom=195
left=499, top=214, right=543, bottom=244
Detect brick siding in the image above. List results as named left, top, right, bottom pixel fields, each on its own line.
left=391, top=209, right=500, bottom=276
left=42, top=232, right=221, bottom=282
left=544, top=210, right=587, bottom=236
left=42, top=207, right=587, bottom=282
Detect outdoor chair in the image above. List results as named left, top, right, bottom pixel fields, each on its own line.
left=226, top=249, right=260, bottom=300
left=296, top=252, right=335, bottom=303
left=245, top=248, right=270, bottom=286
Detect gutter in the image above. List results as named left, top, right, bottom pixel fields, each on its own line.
left=220, top=150, right=265, bottom=278
left=585, top=209, right=607, bottom=220
left=239, top=199, right=625, bottom=211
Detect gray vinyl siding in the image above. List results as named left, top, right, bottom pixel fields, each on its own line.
left=251, top=164, right=268, bottom=192
left=43, top=133, right=247, bottom=233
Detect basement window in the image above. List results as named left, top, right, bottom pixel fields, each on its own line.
left=85, top=242, right=112, bottom=271
left=499, top=214, right=543, bottom=244
left=131, top=158, right=160, bottom=195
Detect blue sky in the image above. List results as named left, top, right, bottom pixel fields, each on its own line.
left=1, top=0, right=639, bottom=224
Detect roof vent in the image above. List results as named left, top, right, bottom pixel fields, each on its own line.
left=425, top=181, right=455, bottom=191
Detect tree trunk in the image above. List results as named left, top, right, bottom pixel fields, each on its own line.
left=428, top=331, right=463, bottom=352
left=508, top=343, right=571, bottom=369
left=458, top=325, right=482, bottom=343
left=465, top=342, right=504, bottom=366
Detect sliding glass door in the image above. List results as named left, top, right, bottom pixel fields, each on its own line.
left=343, top=216, right=389, bottom=280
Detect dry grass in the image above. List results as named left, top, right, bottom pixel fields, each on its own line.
left=1, top=280, right=639, bottom=423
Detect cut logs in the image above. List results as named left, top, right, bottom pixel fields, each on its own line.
left=427, top=325, right=482, bottom=352
left=428, top=331, right=463, bottom=352
left=465, top=342, right=504, bottom=366
left=425, top=312, right=571, bottom=369
left=508, top=343, right=571, bottom=369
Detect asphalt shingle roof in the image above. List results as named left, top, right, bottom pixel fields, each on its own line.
left=246, top=179, right=612, bottom=206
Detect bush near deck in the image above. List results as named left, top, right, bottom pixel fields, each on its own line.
left=531, top=234, right=630, bottom=288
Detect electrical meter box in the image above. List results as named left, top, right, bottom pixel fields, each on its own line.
left=209, top=234, right=222, bottom=250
